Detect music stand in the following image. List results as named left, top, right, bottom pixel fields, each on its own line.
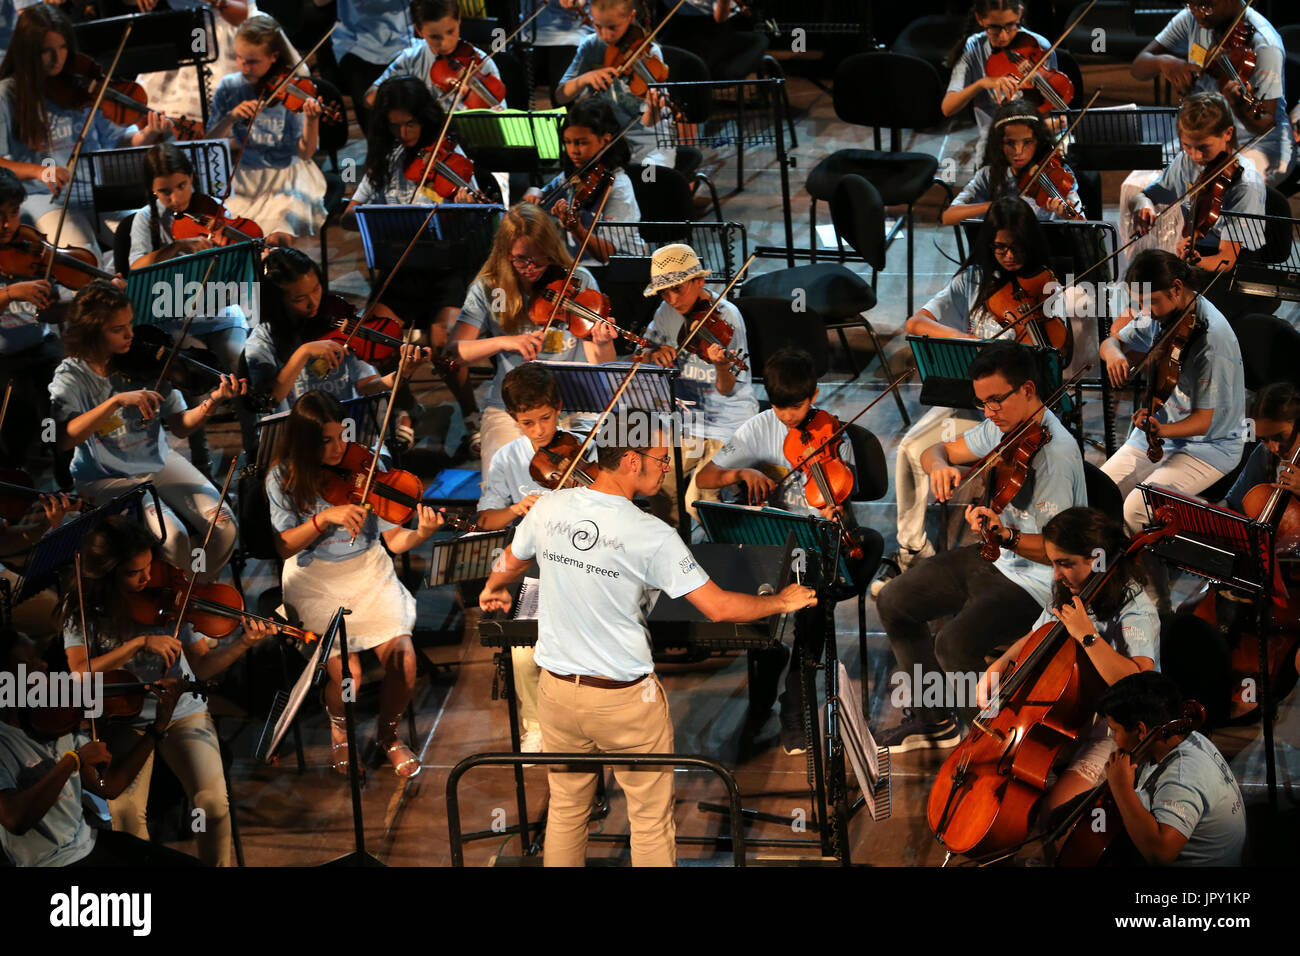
left=907, top=335, right=1072, bottom=425
left=355, top=204, right=504, bottom=282
left=451, top=108, right=566, bottom=178
left=834, top=661, right=891, bottom=823
left=1138, top=484, right=1283, bottom=808
left=125, top=242, right=261, bottom=329
left=1047, top=106, right=1181, bottom=172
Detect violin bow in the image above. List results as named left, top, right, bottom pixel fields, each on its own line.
left=43, top=22, right=134, bottom=282
left=0, top=380, right=11, bottom=435
left=149, top=257, right=219, bottom=394
left=1015, top=88, right=1101, bottom=217
left=406, top=60, right=478, bottom=204
left=164, top=460, right=239, bottom=649
left=538, top=179, right=614, bottom=338
left=537, top=116, right=641, bottom=210
left=1007, top=0, right=1096, bottom=96
left=73, top=553, right=98, bottom=743
left=1196, top=0, right=1255, bottom=86
left=617, top=0, right=688, bottom=78
left=443, top=2, right=546, bottom=106
left=1119, top=262, right=1229, bottom=391
left=549, top=254, right=757, bottom=490
left=349, top=328, right=418, bottom=545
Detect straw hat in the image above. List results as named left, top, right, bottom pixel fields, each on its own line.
left=642, top=243, right=711, bottom=296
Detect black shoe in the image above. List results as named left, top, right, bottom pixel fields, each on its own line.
left=875, top=708, right=961, bottom=753
left=780, top=723, right=807, bottom=756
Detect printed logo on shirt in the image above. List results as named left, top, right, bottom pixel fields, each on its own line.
left=679, top=556, right=697, bottom=575
left=96, top=414, right=125, bottom=437
left=571, top=519, right=599, bottom=551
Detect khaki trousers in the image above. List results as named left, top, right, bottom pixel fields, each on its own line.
left=538, top=670, right=676, bottom=867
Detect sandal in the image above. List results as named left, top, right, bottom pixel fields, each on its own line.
left=327, top=711, right=351, bottom=777
left=377, top=714, right=421, bottom=778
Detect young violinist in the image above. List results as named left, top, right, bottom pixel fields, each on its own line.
left=942, top=0, right=1058, bottom=156
left=61, top=515, right=275, bottom=866
left=556, top=0, right=676, bottom=167
left=1091, top=671, right=1246, bottom=865
left=1224, top=381, right=1300, bottom=515
left=0, top=5, right=172, bottom=259
left=0, top=626, right=200, bottom=866
left=0, top=487, right=72, bottom=644
left=942, top=99, right=1083, bottom=225
left=875, top=341, right=1086, bottom=752
left=449, top=201, right=617, bottom=472
left=1098, top=251, right=1245, bottom=554
left=1129, top=92, right=1266, bottom=274
left=1132, top=0, right=1291, bottom=183
left=332, top=0, right=418, bottom=134
left=880, top=200, right=1062, bottom=594
left=638, top=242, right=756, bottom=524
left=205, top=14, right=327, bottom=248
left=48, top=280, right=246, bottom=578
left=524, top=99, right=642, bottom=265
left=978, top=507, right=1158, bottom=820
left=267, top=390, right=445, bottom=778
left=520, top=0, right=596, bottom=95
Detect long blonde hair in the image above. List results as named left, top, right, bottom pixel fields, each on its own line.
left=474, top=203, right=574, bottom=334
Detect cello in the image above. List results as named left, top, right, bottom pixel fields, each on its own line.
left=928, top=509, right=1180, bottom=859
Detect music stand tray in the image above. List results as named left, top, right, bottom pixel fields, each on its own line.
left=125, top=242, right=261, bottom=328
left=452, top=108, right=565, bottom=176
left=907, top=336, right=1067, bottom=414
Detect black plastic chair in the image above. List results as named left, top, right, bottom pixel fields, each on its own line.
left=312, top=74, right=351, bottom=292
left=661, top=44, right=711, bottom=179
left=630, top=163, right=721, bottom=230
left=1083, top=461, right=1124, bottom=525
left=804, top=52, right=952, bottom=316
left=845, top=422, right=889, bottom=680
left=1229, top=313, right=1300, bottom=390
left=739, top=175, right=911, bottom=424
left=492, top=48, right=530, bottom=109
left=891, top=14, right=966, bottom=81
left=734, top=297, right=830, bottom=381
left=112, top=212, right=135, bottom=276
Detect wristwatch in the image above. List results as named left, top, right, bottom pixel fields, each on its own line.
left=1081, top=631, right=1098, bottom=648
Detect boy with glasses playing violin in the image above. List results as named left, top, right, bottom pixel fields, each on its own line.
left=875, top=341, right=1086, bottom=752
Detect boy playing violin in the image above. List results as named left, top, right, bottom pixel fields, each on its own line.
left=875, top=341, right=1086, bottom=752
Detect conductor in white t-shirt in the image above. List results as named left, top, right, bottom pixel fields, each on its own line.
left=480, top=410, right=816, bottom=867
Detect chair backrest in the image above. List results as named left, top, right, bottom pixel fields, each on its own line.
left=310, top=74, right=350, bottom=160
left=832, top=52, right=945, bottom=136
left=845, top=423, right=888, bottom=503
left=1229, top=312, right=1300, bottom=390
left=661, top=44, right=713, bottom=122
left=1083, top=461, right=1124, bottom=525
left=492, top=48, right=530, bottom=109
left=459, top=17, right=500, bottom=51
left=829, top=174, right=886, bottom=271
left=113, top=212, right=136, bottom=277
left=734, top=297, right=829, bottom=380
left=1260, top=186, right=1294, bottom=264
left=1054, top=48, right=1085, bottom=110
left=630, top=164, right=695, bottom=240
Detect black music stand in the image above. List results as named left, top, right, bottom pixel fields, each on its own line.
left=907, top=335, right=1071, bottom=427
left=1138, top=484, right=1284, bottom=809
left=74, top=9, right=219, bottom=127
left=1048, top=107, right=1181, bottom=172
left=536, top=360, right=689, bottom=540
left=451, top=108, right=566, bottom=180
left=355, top=204, right=504, bottom=283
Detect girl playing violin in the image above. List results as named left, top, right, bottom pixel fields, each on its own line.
left=205, top=14, right=327, bottom=248
left=520, top=0, right=596, bottom=95
left=943, top=99, right=1083, bottom=225
left=0, top=5, right=172, bottom=259
left=266, top=390, right=444, bottom=778
left=524, top=99, right=642, bottom=265
left=556, top=0, right=676, bottom=167
left=978, top=506, right=1158, bottom=821
left=48, top=280, right=246, bottom=577
left=943, top=0, right=1058, bottom=157
left=61, top=514, right=275, bottom=866
left=448, top=202, right=616, bottom=472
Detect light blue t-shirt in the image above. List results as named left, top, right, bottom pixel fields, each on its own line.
left=1136, top=730, right=1246, bottom=866
left=243, top=322, right=379, bottom=411
left=512, top=486, right=710, bottom=680
left=61, top=619, right=207, bottom=725
left=352, top=142, right=479, bottom=206
left=371, top=39, right=507, bottom=114
left=947, top=30, right=1056, bottom=145
left=0, top=299, right=47, bottom=353
left=208, top=75, right=303, bottom=169
left=333, top=0, right=414, bottom=67
left=709, top=407, right=856, bottom=516
left=920, top=266, right=1015, bottom=341
left=0, top=0, right=39, bottom=59
left=479, top=432, right=595, bottom=512
left=0, top=722, right=95, bottom=867
left=1030, top=586, right=1160, bottom=664
left=1135, top=150, right=1267, bottom=249
left=963, top=409, right=1087, bottom=605
left=520, top=0, right=594, bottom=47
left=1156, top=8, right=1292, bottom=178
left=457, top=268, right=599, bottom=412
left=953, top=164, right=1082, bottom=221
left=1116, top=298, right=1245, bottom=475
left=266, top=462, right=394, bottom=566
left=559, top=34, right=675, bottom=166
left=644, top=297, right=757, bottom=441
left=48, top=358, right=186, bottom=483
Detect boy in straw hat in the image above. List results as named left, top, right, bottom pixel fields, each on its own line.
left=639, top=243, right=758, bottom=525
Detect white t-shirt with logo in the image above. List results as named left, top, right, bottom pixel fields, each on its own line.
left=511, top=487, right=709, bottom=680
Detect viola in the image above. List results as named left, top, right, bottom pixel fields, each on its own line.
left=1136, top=298, right=1204, bottom=464
left=676, top=293, right=748, bottom=374
left=1182, top=154, right=1241, bottom=265
left=46, top=52, right=205, bottom=140
left=257, top=68, right=342, bottom=123
left=1018, top=153, right=1084, bottom=222
left=929, top=511, right=1180, bottom=859
left=782, top=408, right=864, bottom=561
left=984, top=33, right=1075, bottom=114
left=428, top=41, right=508, bottom=111
left=1055, top=700, right=1206, bottom=866
left=530, top=278, right=651, bottom=349
left=529, top=431, right=600, bottom=490
left=172, top=193, right=264, bottom=246
left=975, top=418, right=1053, bottom=562
left=0, top=223, right=117, bottom=291
left=21, top=668, right=218, bottom=739
left=984, top=268, right=1072, bottom=363
left=403, top=142, right=487, bottom=203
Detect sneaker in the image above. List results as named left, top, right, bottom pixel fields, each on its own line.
left=780, top=723, right=807, bottom=756
left=870, top=541, right=934, bottom=598
left=875, top=709, right=961, bottom=753
left=520, top=729, right=543, bottom=768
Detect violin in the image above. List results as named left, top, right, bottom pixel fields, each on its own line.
left=930, top=510, right=1180, bottom=860
left=1135, top=297, right=1205, bottom=464
left=984, top=268, right=1072, bottom=363
left=310, top=294, right=458, bottom=374
left=676, top=293, right=748, bottom=374
left=0, top=223, right=117, bottom=292
left=0, top=474, right=85, bottom=524
left=320, top=441, right=477, bottom=530
left=403, top=142, right=487, bottom=203
left=172, top=193, right=264, bottom=246
left=561, top=164, right=614, bottom=227
left=976, top=418, right=1053, bottom=561
left=1182, top=153, right=1241, bottom=265
left=1055, top=699, right=1206, bottom=866
left=46, top=52, right=205, bottom=140
left=256, top=68, right=343, bottom=123
left=1018, top=153, right=1084, bottom=222
left=601, top=21, right=684, bottom=120
left=529, top=430, right=601, bottom=489
left=530, top=277, right=651, bottom=349
left=21, top=668, right=218, bottom=739
left=984, top=33, right=1075, bottom=115
left=782, top=408, right=864, bottom=561
left=1200, top=15, right=1268, bottom=120
left=428, top=41, right=508, bottom=111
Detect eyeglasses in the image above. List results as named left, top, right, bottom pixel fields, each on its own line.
left=985, top=20, right=1020, bottom=35
left=1185, top=2, right=1216, bottom=12
left=509, top=253, right=544, bottom=269
left=635, top=450, right=672, bottom=471
left=992, top=241, right=1023, bottom=256
left=973, top=386, right=1020, bottom=410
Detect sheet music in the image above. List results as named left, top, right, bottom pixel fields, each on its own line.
left=262, top=630, right=326, bottom=763
left=514, top=577, right=540, bottom=621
